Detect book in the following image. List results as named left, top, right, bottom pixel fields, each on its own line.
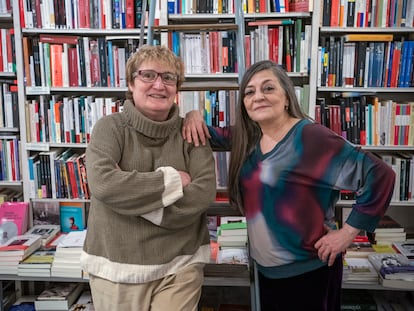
left=59, top=202, right=85, bottom=233
left=19, top=249, right=55, bottom=268
left=368, top=253, right=414, bottom=289
left=216, top=248, right=248, bottom=265
left=0, top=201, right=29, bottom=245
left=35, top=283, right=84, bottom=311
left=344, top=34, right=394, bottom=42
left=218, top=222, right=247, bottom=236
left=374, top=215, right=405, bottom=233
left=217, top=235, right=248, bottom=247
left=392, top=240, right=414, bottom=260
left=25, top=224, right=60, bottom=246
left=32, top=201, right=60, bottom=226
left=0, top=234, right=42, bottom=260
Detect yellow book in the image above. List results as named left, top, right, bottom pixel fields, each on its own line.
left=344, top=34, right=394, bottom=42
left=372, top=243, right=396, bottom=253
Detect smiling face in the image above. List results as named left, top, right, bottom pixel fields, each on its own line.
left=243, top=69, right=289, bottom=125
left=128, top=60, right=178, bottom=122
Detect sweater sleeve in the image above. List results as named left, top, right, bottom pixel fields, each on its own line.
left=302, top=124, right=395, bottom=232
left=85, top=116, right=183, bottom=217
left=158, top=142, right=217, bottom=229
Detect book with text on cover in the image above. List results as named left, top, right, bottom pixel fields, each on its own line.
left=59, top=202, right=85, bottom=233
left=25, top=224, right=60, bottom=246
left=368, top=253, right=414, bottom=290
left=0, top=234, right=42, bottom=257
left=0, top=201, right=29, bottom=245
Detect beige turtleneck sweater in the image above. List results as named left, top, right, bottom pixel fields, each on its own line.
left=81, top=100, right=216, bottom=283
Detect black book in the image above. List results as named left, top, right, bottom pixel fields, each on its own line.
left=98, top=38, right=108, bottom=87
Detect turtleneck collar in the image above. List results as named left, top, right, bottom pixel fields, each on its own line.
left=122, top=100, right=181, bottom=139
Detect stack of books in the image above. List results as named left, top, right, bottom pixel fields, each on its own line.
left=344, top=235, right=376, bottom=259
left=51, top=230, right=86, bottom=279
left=17, top=249, right=55, bottom=277
left=216, top=217, right=248, bottom=265
left=368, top=215, right=407, bottom=245
left=368, top=253, right=414, bottom=290
left=342, top=257, right=379, bottom=285
left=0, top=234, right=42, bottom=274
left=34, top=282, right=84, bottom=311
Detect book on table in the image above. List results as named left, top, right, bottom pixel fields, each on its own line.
left=392, top=240, right=414, bottom=260
left=0, top=234, right=42, bottom=260
left=25, top=224, right=61, bottom=246
left=367, top=253, right=414, bottom=290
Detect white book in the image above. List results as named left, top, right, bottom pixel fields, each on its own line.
left=25, top=225, right=61, bottom=246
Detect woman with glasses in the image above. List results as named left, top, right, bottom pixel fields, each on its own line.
left=182, top=60, right=395, bottom=311
left=81, top=45, right=216, bottom=311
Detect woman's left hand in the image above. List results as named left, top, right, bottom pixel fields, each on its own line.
left=314, top=224, right=360, bottom=266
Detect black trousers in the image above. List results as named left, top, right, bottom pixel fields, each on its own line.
left=258, top=256, right=343, bottom=311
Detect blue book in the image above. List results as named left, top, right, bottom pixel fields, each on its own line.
left=107, top=41, right=115, bottom=87
left=59, top=202, right=85, bottom=233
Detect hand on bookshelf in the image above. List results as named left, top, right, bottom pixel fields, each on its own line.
left=182, top=110, right=210, bottom=146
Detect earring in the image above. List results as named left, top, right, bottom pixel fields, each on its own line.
left=285, top=106, right=289, bottom=110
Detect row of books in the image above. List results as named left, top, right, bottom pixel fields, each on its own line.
left=0, top=82, right=19, bottom=129
left=318, top=36, right=414, bottom=88
left=245, top=19, right=311, bottom=74
left=178, top=90, right=237, bottom=128
left=316, top=96, right=414, bottom=147
left=170, top=31, right=238, bottom=74
left=0, top=28, right=16, bottom=73
left=28, top=149, right=90, bottom=200
left=20, top=0, right=149, bottom=30
left=0, top=136, right=20, bottom=182
left=25, top=95, right=123, bottom=144
left=168, top=0, right=312, bottom=14
left=23, top=34, right=139, bottom=88
left=322, top=0, right=414, bottom=28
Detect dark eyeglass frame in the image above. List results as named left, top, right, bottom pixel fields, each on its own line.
left=133, top=70, right=178, bottom=86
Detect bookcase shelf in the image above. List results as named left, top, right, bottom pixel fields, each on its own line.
left=320, top=27, right=414, bottom=34
left=317, top=87, right=414, bottom=93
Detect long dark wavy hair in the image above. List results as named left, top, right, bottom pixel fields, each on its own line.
left=228, top=60, right=310, bottom=214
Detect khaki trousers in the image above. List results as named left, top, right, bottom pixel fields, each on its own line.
left=89, top=263, right=205, bottom=311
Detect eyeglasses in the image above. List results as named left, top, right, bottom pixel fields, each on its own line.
left=133, top=70, right=178, bottom=85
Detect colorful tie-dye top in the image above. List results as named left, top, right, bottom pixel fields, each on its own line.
left=209, top=119, right=395, bottom=278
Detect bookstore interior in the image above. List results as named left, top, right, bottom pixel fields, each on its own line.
left=1, top=0, right=414, bottom=310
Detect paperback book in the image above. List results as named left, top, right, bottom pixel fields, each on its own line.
left=368, top=253, right=414, bottom=289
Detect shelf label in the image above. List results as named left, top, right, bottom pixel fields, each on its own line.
left=26, top=87, right=51, bottom=95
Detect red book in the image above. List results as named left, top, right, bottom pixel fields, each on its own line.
left=50, top=44, right=63, bottom=87
left=68, top=47, right=79, bottom=87
left=39, top=34, right=79, bottom=45
left=125, top=0, right=135, bottom=28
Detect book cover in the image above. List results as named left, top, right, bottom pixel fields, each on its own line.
left=0, top=234, right=41, bottom=257
left=32, top=201, right=60, bottom=226
left=35, top=283, right=84, bottom=310
left=59, top=202, right=85, bottom=233
left=368, top=253, right=414, bottom=285
left=392, top=240, right=414, bottom=260
left=25, top=224, right=60, bottom=246
left=0, top=202, right=29, bottom=245
left=19, top=249, right=55, bottom=267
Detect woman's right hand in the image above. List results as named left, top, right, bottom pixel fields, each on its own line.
left=178, top=171, right=191, bottom=187
left=182, top=110, right=211, bottom=146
